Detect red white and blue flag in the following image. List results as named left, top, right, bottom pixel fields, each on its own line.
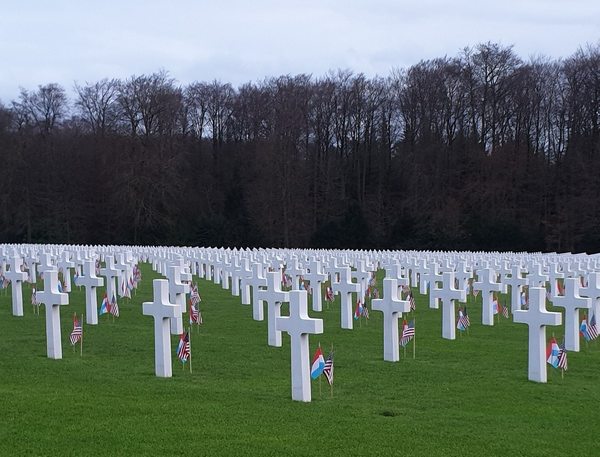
left=400, top=319, right=415, bottom=347
left=69, top=313, right=83, bottom=345
left=310, top=346, right=325, bottom=379
left=546, top=337, right=560, bottom=368
left=177, top=332, right=190, bottom=363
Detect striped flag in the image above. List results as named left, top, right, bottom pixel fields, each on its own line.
left=325, top=286, right=334, bottom=302
left=400, top=319, right=415, bottom=347
left=322, top=352, right=334, bottom=386
left=31, top=288, right=38, bottom=305
left=177, top=332, right=190, bottom=363
left=588, top=313, right=599, bottom=340
left=110, top=294, right=119, bottom=317
left=457, top=307, right=468, bottom=331
left=190, top=285, right=201, bottom=306
left=354, top=300, right=363, bottom=320
left=546, top=337, right=560, bottom=368
left=462, top=306, right=471, bottom=327
left=189, top=300, right=200, bottom=325
left=557, top=340, right=568, bottom=371
left=99, top=293, right=110, bottom=315
left=502, top=301, right=509, bottom=318
left=69, top=313, right=83, bottom=345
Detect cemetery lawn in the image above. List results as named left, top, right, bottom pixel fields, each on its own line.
left=1, top=265, right=599, bottom=457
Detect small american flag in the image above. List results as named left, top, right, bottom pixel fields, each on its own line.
left=502, top=301, right=509, bottom=318
left=189, top=300, right=200, bottom=324
left=400, top=319, right=415, bottom=347
left=325, top=286, right=334, bottom=302
left=361, top=304, right=370, bottom=319
left=588, top=313, right=599, bottom=340
left=69, top=313, right=83, bottom=345
left=110, top=294, right=119, bottom=317
left=190, top=285, right=201, bottom=306
left=177, top=332, right=190, bottom=363
left=31, top=288, right=38, bottom=305
left=557, top=341, right=568, bottom=371
left=322, top=352, right=334, bottom=386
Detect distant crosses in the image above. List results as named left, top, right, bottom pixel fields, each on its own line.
left=5, top=255, right=28, bottom=316
left=432, top=271, right=466, bottom=340
left=77, top=260, right=104, bottom=325
left=580, top=271, right=600, bottom=327
left=513, top=287, right=562, bottom=383
left=36, top=269, right=69, bottom=359
left=505, top=265, right=528, bottom=313
left=552, top=277, right=591, bottom=352
left=372, top=278, right=411, bottom=362
left=472, top=268, right=506, bottom=326
left=256, top=271, right=289, bottom=347
left=330, top=267, right=360, bottom=330
left=142, top=279, right=181, bottom=378
left=275, top=290, right=323, bottom=402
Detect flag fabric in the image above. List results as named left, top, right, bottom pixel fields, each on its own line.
left=457, top=308, right=467, bottom=331
left=176, top=332, right=190, bottom=363
left=588, top=313, right=599, bottom=340
left=361, top=304, right=370, bottom=319
left=462, top=306, right=471, bottom=327
left=31, top=288, right=37, bottom=305
left=322, top=352, right=334, bottom=386
left=408, top=290, right=416, bottom=311
left=190, top=284, right=201, bottom=306
left=110, top=294, right=119, bottom=317
left=502, top=301, right=509, bottom=318
left=354, top=300, right=363, bottom=320
left=580, top=315, right=592, bottom=342
left=189, top=300, right=200, bottom=325
left=557, top=340, right=568, bottom=371
left=311, top=346, right=325, bottom=379
left=57, top=280, right=63, bottom=293
left=400, top=319, right=415, bottom=347
left=99, top=293, right=110, bottom=315
left=546, top=337, right=560, bottom=368
left=520, top=291, right=528, bottom=308
left=69, top=313, right=83, bottom=345
left=557, top=280, right=564, bottom=296
left=493, top=295, right=500, bottom=315
left=325, top=286, right=334, bottom=302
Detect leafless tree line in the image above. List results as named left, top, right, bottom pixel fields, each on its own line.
left=1, top=42, right=599, bottom=252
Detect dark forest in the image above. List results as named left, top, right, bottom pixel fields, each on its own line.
left=1, top=42, right=599, bottom=252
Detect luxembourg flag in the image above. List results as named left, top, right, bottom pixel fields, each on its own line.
left=310, top=346, right=325, bottom=379
left=546, top=337, right=560, bottom=368
left=99, top=293, right=110, bottom=315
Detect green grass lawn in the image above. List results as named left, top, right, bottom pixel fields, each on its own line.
left=0, top=264, right=598, bottom=457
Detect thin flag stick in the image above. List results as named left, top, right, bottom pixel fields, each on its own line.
left=330, top=343, right=334, bottom=399
left=81, top=313, right=84, bottom=357
left=413, top=317, right=416, bottom=359
left=188, top=326, right=192, bottom=374
left=319, top=342, right=322, bottom=399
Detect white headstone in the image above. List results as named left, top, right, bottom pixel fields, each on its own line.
left=247, top=263, right=268, bottom=321
left=372, top=278, right=411, bottom=362
left=99, top=255, right=119, bottom=301
left=142, top=279, right=181, bottom=378
left=473, top=268, right=506, bottom=325
left=275, top=290, right=323, bottom=402
left=504, top=264, right=529, bottom=312
left=256, top=271, right=289, bottom=346
left=77, top=260, right=104, bottom=325
left=513, top=287, right=562, bottom=383
left=36, top=269, right=69, bottom=359
left=552, top=277, right=591, bottom=352
left=166, top=264, right=190, bottom=335
left=330, top=267, right=360, bottom=329
left=5, top=255, right=28, bottom=316
left=432, top=271, right=466, bottom=340
left=304, top=259, right=327, bottom=312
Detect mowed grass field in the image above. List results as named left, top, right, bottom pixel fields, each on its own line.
left=0, top=263, right=599, bottom=457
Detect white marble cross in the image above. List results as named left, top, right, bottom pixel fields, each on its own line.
left=5, top=255, right=28, bottom=316
left=57, top=251, right=75, bottom=293
left=99, top=255, right=119, bottom=300
left=423, top=262, right=443, bottom=309
left=431, top=271, right=466, bottom=340
left=275, top=290, right=323, bottom=402
left=504, top=265, right=529, bottom=313
left=36, top=269, right=69, bottom=359
left=166, top=264, right=190, bottom=335
left=552, top=277, right=591, bottom=352
left=304, top=259, right=327, bottom=312
left=142, top=279, right=181, bottom=378
left=473, top=268, right=506, bottom=325
left=77, top=260, right=104, bottom=325
left=527, top=263, right=548, bottom=287
left=513, top=287, right=562, bottom=383
left=580, top=271, right=600, bottom=328
left=247, top=263, right=268, bottom=321
left=330, top=266, right=360, bottom=329
left=372, top=278, right=411, bottom=362
left=256, top=270, right=289, bottom=346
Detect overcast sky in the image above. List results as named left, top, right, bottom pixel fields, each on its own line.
left=1, top=0, right=599, bottom=103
